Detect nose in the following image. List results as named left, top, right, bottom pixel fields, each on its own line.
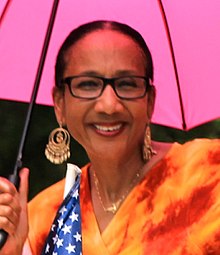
left=94, top=85, right=124, bottom=114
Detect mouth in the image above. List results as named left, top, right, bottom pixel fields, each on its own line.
left=93, top=123, right=124, bottom=136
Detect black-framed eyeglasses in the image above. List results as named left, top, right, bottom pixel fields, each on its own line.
left=60, top=75, right=151, bottom=100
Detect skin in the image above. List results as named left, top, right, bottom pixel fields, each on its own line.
left=0, top=168, right=29, bottom=255
left=53, top=30, right=158, bottom=231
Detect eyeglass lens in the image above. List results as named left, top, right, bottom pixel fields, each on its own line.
left=68, top=76, right=147, bottom=99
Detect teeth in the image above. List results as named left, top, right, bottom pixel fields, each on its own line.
left=94, top=124, right=122, bottom=132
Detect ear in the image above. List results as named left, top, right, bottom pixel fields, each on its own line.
left=52, top=87, right=66, bottom=125
left=147, top=85, right=156, bottom=120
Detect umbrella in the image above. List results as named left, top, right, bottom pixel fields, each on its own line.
left=0, top=0, right=220, bottom=248
left=1, top=0, right=220, bottom=131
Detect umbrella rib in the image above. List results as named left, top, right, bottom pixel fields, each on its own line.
left=0, top=0, right=11, bottom=25
left=157, top=0, right=187, bottom=130
left=13, top=0, right=60, bottom=175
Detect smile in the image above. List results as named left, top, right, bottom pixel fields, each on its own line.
left=94, top=124, right=123, bottom=132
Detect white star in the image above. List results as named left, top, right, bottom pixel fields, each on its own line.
left=57, top=218, right=64, bottom=229
left=45, top=243, right=50, bottom=253
left=69, top=211, right=79, bottom=222
left=56, top=238, right=63, bottom=248
left=59, top=206, right=67, bottom=215
left=73, top=231, right=81, bottom=242
left=61, top=224, right=71, bottom=235
left=65, top=243, right=76, bottom=254
left=52, top=234, right=58, bottom=244
left=73, top=189, right=79, bottom=199
left=51, top=224, right=56, bottom=232
left=52, top=252, right=58, bottom=255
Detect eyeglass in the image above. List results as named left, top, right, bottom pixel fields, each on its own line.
left=61, top=75, right=150, bottom=100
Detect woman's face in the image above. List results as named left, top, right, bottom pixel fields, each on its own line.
left=54, top=30, right=154, bottom=161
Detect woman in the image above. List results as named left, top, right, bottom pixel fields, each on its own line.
left=0, top=20, right=220, bottom=255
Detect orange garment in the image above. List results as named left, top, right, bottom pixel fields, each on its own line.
left=27, top=139, right=220, bottom=254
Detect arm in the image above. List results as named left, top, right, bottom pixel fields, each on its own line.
left=0, top=168, right=29, bottom=255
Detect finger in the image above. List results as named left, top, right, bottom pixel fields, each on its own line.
left=0, top=192, right=20, bottom=210
left=0, top=204, right=20, bottom=224
left=0, top=177, right=17, bottom=195
left=0, top=179, right=22, bottom=217
left=0, top=214, right=18, bottom=235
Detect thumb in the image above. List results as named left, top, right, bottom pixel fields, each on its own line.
left=19, top=168, right=29, bottom=205
left=18, top=168, right=29, bottom=239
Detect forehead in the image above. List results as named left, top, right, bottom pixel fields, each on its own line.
left=74, top=29, right=141, bottom=47
left=81, top=30, right=137, bottom=47
left=63, top=30, right=147, bottom=76
left=66, top=29, right=146, bottom=60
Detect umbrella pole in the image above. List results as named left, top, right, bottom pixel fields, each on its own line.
left=0, top=0, right=60, bottom=250
left=13, top=0, right=60, bottom=177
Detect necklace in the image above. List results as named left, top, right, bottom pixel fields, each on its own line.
left=92, top=166, right=142, bottom=214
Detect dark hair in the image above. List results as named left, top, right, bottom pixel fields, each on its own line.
left=55, top=20, right=154, bottom=88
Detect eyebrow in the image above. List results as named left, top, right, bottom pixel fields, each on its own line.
left=73, top=70, right=141, bottom=77
left=114, top=70, right=141, bottom=76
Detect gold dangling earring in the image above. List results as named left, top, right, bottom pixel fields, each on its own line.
left=45, top=123, right=71, bottom=164
left=142, top=125, right=157, bottom=163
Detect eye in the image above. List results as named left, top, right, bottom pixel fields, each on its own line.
left=116, top=78, right=138, bottom=89
left=74, top=77, right=101, bottom=90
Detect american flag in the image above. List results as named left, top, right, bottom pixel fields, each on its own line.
left=42, top=176, right=82, bottom=255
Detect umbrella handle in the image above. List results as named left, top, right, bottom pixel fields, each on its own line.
left=0, top=230, right=7, bottom=250
left=0, top=173, right=20, bottom=249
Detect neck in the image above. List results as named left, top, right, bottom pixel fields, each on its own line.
left=91, top=156, right=143, bottom=191
left=88, top=141, right=172, bottom=207
left=89, top=154, right=145, bottom=210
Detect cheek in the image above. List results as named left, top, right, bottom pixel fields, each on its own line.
left=133, top=99, right=149, bottom=122
left=135, top=109, right=148, bottom=134
left=63, top=97, right=82, bottom=135
left=128, top=100, right=148, bottom=137
left=65, top=107, right=83, bottom=137
left=63, top=98, right=90, bottom=144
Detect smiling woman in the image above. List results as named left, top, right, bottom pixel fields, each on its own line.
left=0, top=20, right=220, bottom=255
left=53, top=29, right=153, bottom=164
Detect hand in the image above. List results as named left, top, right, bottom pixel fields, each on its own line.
left=0, top=168, right=29, bottom=255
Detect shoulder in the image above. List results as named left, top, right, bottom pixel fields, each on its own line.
left=28, top=164, right=90, bottom=223
left=180, top=138, right=220, bottom=151
left=152, top=138, right=220, bottom=191
left=164, top=138, right=220, bottom=195
left=28, top=178, right=65, bottom=213
left=27, top=178, right=65, bottom=254
left=168, top=138, right=220, bottom=165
